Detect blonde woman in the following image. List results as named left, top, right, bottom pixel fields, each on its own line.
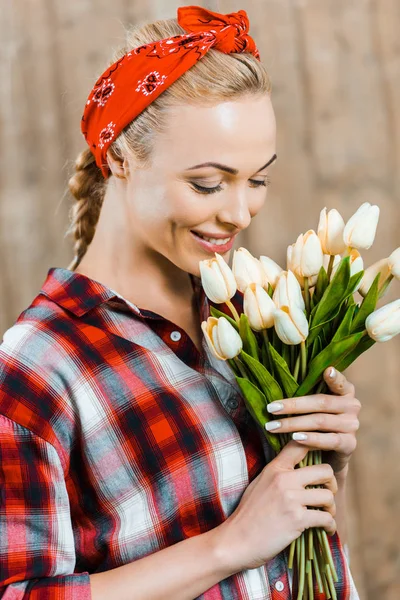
left=0, top=6, right=360, bottom=599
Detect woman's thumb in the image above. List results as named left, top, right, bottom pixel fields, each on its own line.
left=272, top=440, right=309, bottom=470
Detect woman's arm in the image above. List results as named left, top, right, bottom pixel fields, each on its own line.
left=90, top=526, right=232, bottom=600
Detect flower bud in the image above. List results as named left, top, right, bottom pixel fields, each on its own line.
left=388, top=247, right=400, bottom=280
left=232, top=247, right=266, bottom=292
left=318, top=208, right=347, bottom=255
left=273, top=270, right=305, bottom=312
left=287, top=245, right=318, bottom=289
left=244, top=283, right=275, bottom=331
left=359, top=258, right=391, bottom=298
left=259, top=256, right=283, bottom=289
left=201, top=316, right=243, bottom=360
left=199, top=253, right=237, bottom=304
left=274, top=305, right=309, bottom=345
left=343, top=202, right=380, bottom=250
left=349, top=249, right=364, bottom=277
left=365, top=299, right=400, bottom=342
left=290, top=230, right=324, bottom=278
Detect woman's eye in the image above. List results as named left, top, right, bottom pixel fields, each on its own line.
left=190, top=177, right=270, bottom=195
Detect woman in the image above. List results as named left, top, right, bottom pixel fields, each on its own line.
left=0, top=6, right=361, bottom=599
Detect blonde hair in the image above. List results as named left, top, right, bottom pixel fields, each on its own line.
left=66, top=18, right=272, bottom=271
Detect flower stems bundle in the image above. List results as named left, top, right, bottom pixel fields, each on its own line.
left=199, top=202, right=400, bottom=600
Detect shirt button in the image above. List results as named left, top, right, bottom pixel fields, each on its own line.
left=275, top=580, right=285, bottom=592
left=170, top=331, right=182, bottom=342
left=227, top=397, right=239, bottom=410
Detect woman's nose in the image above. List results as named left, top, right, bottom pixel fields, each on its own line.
left=216, top=188, right=258, bottom=231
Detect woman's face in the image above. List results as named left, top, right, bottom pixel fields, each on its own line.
left=124, top=93, right=277, bottom=277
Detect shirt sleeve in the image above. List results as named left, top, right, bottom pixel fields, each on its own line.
left=0, top=415, right=91, bottom=599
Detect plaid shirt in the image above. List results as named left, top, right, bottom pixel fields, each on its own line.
left=0, top=266, right=359, bottom=599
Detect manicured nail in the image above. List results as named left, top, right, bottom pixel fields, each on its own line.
left=329, top=367, right=336, bottom=378
left=292, top=432, right=308, bottom=441
left=265, top=421, right=282, bottom=431
left=267, top=402, right=284, bottom=413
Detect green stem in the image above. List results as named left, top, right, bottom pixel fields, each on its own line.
left=261, top=329, right=274, bottom=376
left=378, top=274, right=394, bottom=299
left=325, top=564, right=337, bottom=600
left=304, top=277, right=311, bottom=317
left=312, top=543, right=324, bottom=594
left=293, top=352, right=301, bottom=381
left=226, top=300, right=240, bottom=324
left=233, top=356, right=248, bottom=379
left=300, top=340, right=307, bottom=383
left=297, top=532, right=306, bottom=600
left=288, top=539, right=296, bottom=570
left=327, top=255, right=335, bottom=281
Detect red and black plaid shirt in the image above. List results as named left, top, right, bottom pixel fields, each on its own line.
left=0, top=267, right=358, bottom=599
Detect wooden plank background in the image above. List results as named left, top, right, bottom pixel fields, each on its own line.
left=1, top=1, right=399, bottom=598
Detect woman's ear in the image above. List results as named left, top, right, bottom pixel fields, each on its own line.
left=106, top=148, right=129, bottom=179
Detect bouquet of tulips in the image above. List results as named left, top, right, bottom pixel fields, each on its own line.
left=199, top=202, right=400, bottom=600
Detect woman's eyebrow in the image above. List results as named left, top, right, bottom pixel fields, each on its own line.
left=185, top=153, right=277, bottom=175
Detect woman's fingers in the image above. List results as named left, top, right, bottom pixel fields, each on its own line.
left=289, top=432, right=357, bottom=455
left=291, top=464, right=338, bottom=494
left=267, top=393, right=361, bottom=416
left=305, top=506, right=337, bottom=536
left=298, top=488, right=336, bottom=517
left=323, top=366, right=355, bottom=396
left=265, top=412, right=360, bottom=434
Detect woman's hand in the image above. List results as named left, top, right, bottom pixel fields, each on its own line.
left=265, top=366, right=361, bottom=477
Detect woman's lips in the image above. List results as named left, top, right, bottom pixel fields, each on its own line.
left=190, top=230, right=236, bottom=253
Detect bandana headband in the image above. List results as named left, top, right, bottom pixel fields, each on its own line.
left=81, top=5, right=260, bottom=178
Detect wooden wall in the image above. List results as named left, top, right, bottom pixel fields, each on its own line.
left=1, top=1, right=399, bottom=598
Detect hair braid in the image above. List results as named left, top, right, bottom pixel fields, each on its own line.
left=65, top=148, right=106, bottom=271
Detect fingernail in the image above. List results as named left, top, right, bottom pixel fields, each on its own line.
left=265, top=421, right=282, bottom=431
left=329, top=367, right=336, bottom=378
left=267, top=402, right=284, bottom=413
left=292, top=432, right=308, bottom=441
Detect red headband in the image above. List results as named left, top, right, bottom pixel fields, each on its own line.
left=81, top=5, right=260, bottom=179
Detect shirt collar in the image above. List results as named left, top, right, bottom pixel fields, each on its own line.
left=40, top=267, right=206, bottom=319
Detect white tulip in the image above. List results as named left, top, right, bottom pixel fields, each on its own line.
left=259, top=256, right=283, bottom=289
left=232, top=247, right=266, bottom=292
left=244, top=283, right=275, bottom=331
left=343, top=202, right=380, bottom=250
left=289, top=230, right=324, bottom=279
left=287, top=244, right=318, bottom=289
left=201, top=316, right=243, bottom=360
left=359, top=258, right=391, bottom=298
left=349, top=249, right=364, bottom=277
left=365, top=299, right=400, bottom=342
left=273, top=270, right=305, bottom=312
left=318, top=207, right=347, bottom=255
left=274, top=305, right=309, bottom=345
left=199, top=253, right=237, bottom=304
left=388, top=247, right=400, bottom=280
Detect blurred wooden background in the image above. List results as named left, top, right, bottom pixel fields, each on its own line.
left=1, top=1, right=399, bottom=598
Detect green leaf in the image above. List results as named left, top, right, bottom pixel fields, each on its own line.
left=240, top=350, right=283, bottom=402
left=239, top=313, right=260, bottom=360
left=348, top=270, right=364, bottom=295
left=235, top=376, right=281, bottom=453
left=314, top=266, right=329, bottom=303
left=332, top=304, right=357, bottom=342
left=310, top=336, right=322, bottom=361
left=295, top=331, right=366, bottom=396
left=335, top=335, right=376, bottom=372
left=267, top=283, right=274, bottom=298
left=268, top=344, right=299, bottom=398
left=351, top=273, right=380, bottom=333
left=210, top=306, right=239, bottom=331
left=307, top=257, right=351, bottom=344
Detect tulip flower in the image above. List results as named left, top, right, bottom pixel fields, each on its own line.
left=287, top=244, right=318, bottom=289
left=273, top=270, right=305, bottom=313
left=348, top=249, right=364, bottom=277
left=365, top=299, right=400, bottom=342
left=343, top=202, right=380, bottom=250
left=289, top=230, right=324, bottom=278
left=274, top=305, right=309, bottom=345
left=388, top=247, right=400, bottom=280
left=244, top=283, right=275, bottom=331
left=201, top=316, right=243, bottom=360
left=359, top=258, right=392, bottom=298
left=199, top=253, right=237, bottom=304
left=232, top=247, right=266, bottom=292
left=259, top=256, right=283, bottom=289
left=318, top=207, right=347, bottom=255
